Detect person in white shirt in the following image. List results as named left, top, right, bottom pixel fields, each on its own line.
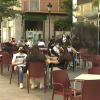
left=62, top=33, right=67, bottom=44
left=12, top=46, right=27, bottom=89
left=52, top=42, right=60, bottom=57
left=38, top=39, right=45, bottom=46
left=26, top=38, right=33, bottom=49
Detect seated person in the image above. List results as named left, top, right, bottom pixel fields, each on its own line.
left=24, top=45, right=48, bottom=89
left=12, top=46, right=27, bottom=89
left=38, top=39, right=45, bottom=47
left=52, top=42, right=60, bottom=57
left=65, top=41, right=77, bottom=54
left=2, top=42, right=12, bottom=53
left=17, top=37, right=25, bottom=47
left=10, top=38, right=16, bottom=44
left=48, top=45, right=71, bottom=69
left=26, top=38, right=33, bottom=49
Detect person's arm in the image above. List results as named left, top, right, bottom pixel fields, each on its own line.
left=71, top=47, right=77, bottom=54
left=48, top=59, right=60, bottom=64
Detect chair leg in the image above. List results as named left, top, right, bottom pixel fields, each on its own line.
left=66, top=97, right=68, bottom=100
left=18, top=72, right=19, bottom=86
left=27, top=76, right=29, bottom=93
left=10, top=72, right=13, bottom=84
left=8, top=66, right=9, bottom=71
left=1, top=64, right=3, bottom=76
left=44, top=76, right=46, bottom=93
left=52, top=92, right=54, bottom=100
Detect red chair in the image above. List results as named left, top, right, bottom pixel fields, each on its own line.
left=72, top=80, right=100, bottom=100
left=0, top=52, right=12, bottom=75
left=38, top=45, right=44, bottom=48
left=52, top=70, right=82, bottom=100
left=10, top=65, right=19, bottom=86
left=27, top=62, right=47, bottom=93
left=12, top=44, right=17, bottom=51
left=88, top=67, right=100, bottom=74
left=82, top=50, right=96, bottom=69
left=24, top=45, right=30, bottom=54
left=91, top=55, right=100, bottom=67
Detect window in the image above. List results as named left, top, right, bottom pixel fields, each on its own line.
left=24, top=2, right=27, bottom=10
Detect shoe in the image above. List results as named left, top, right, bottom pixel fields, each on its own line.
left=20, top=83, right=23, bottom=89
left=31, top=84, right=38, bottom=89
left=39, top=83, right=44, bottom=89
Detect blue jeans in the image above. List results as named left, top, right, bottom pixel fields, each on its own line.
left=18, top=66, right=24, bottom=83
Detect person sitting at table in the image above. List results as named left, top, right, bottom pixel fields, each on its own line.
left=38, top=39, right=45, bottom=47
left=48, top=45, right=71, bottom=70
left=12, top=46, right=27, bottom=89
left=17, top=37, right=25, bottom=47
left=10, top=38, right=16, bottom=44
left=2, top=42, right=13, bottom=53
left=65, top=41, right=79, bottom=66
left=23, top=45, right=48, bottom=89
left=52, top=42, right=60, bottom=57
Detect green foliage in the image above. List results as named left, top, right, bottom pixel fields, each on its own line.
left=54, top=0, right=72, bottom=30
left=93, top=0, right=99, bottom=7
left=0, top=0, right=22, bottom=22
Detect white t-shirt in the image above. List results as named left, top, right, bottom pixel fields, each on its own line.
left=12, top=53, right=27, bottom=66
left=53, top=46, right=60, bottom=54
left=26, top=41, right=33, bottom=48
left=38, top=42, right=45, bottom=46
left=67, top=47, right=72, bottom=52
left=62, top=37, right=66, bottom=43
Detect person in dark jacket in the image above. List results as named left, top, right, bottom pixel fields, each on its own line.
left=2, top=42, right=12, bottom=53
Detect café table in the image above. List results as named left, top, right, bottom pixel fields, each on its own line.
left=74, top=74, right=100, bottom=96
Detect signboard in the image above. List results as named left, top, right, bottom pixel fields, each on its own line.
left=25, top=15, right=47, bottom=21
left=26, top=31, right=43, bottom=44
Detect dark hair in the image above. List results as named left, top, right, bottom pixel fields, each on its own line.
left=40, top=39, right=43, bottom=41
left=31, top=45, right=45, bottom=61
left=24, top=39, right=27, bottom=42
left=65, top=40, right=71, bottom=47
left=4, top=42, right=12, bottom=47
left=12, top=38, right=14, bottom=40
left=59, top=45, right=71, bottom=61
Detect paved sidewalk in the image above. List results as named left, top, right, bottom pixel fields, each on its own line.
left=0, top=75, right=41, bottom=100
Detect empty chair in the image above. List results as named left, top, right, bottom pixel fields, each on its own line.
left=27, top=62, right=47, bottom=93
left=91, top=55, right=100, bottom=67
left=0, top=52, right=12, bottom=75
left=10, top=65, right=19, bottom=86
left=88, top=67, right=100, bottom=74
left=73, top=80, right=100, bottom=100
left=52, top=70, right=82, bottom=100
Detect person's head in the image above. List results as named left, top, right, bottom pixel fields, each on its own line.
left=4, top=42, right=12, bottom=47
left=31, top=45, right=45, bottom=61
left=28, top=38, right=32, bottom=41
left=12, top=38, right=14, bottom=40
left=40, top=39, right=43, bottom=42
left=65, top=41, right=71, bottom=47
left=18, top=46, right=25, bottom=53
left=24, top=39, right=27, bottom=43
left=52, top=36, right=54, bottom=39
left=59, top=45, right=71, bottom=60
left=31, top=45, right=39, bottom=54
left=20, top=37, right=24, bottom=42
left=55, top=42, right=59, bottom=48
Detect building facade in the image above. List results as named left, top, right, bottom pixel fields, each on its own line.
left=1, top=0, right=66, bottom=45
left=72, top=0, right=100, bottom=53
